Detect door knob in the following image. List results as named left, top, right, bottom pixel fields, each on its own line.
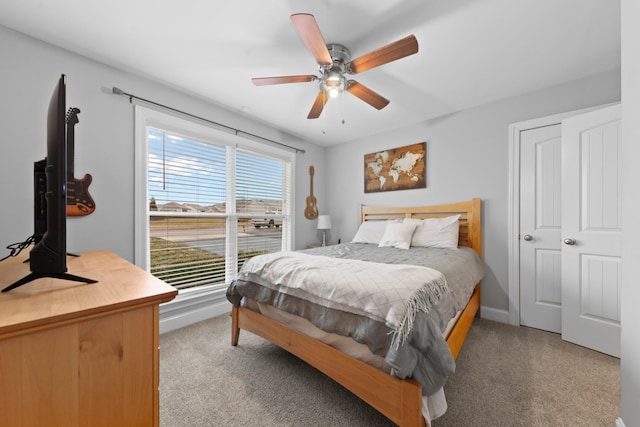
left=523, top=234, right=533, bottom=241
left=563, top=238, right=577, bottom=245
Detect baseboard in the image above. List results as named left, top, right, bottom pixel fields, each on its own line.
left=616, top=417, right=626, bottom=427
left=480, top=305, right=509, bottom=324
left=159, top=287, right=231, bottom=334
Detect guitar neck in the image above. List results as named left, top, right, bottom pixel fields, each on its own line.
left=67, top=127, right=75, bottom=179
left=309, top=165, right=315, bottom=196
left=66, top=107, right=80, bottom=179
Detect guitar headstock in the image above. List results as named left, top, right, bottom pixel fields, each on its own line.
left=66, top=107, right=81, bottom=125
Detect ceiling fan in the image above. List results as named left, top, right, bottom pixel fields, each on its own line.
left=252, top=13, right=419, bottom=119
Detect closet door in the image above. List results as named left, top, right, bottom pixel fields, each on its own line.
left=561, top=104, right=621, bottom=357
left=519, top=124, right=562, bottom=333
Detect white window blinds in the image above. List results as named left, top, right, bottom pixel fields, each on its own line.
left=148, top=129, right=227, bottom=209
left=145, top=128, right=292, bottom=291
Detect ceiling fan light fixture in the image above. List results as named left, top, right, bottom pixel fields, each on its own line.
left=321, top=70, right=346, bottom=98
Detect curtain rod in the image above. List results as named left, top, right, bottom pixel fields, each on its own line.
left=111, top=87, right=305, bottom=154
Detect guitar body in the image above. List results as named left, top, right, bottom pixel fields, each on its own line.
left=304, top=165, right=319, bottom=220
left=305, top=195, right=318, bottom=220
left=67, top=173, right=96, bottom=216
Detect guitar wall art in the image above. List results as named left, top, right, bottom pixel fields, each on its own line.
left=304, top=165, right=318, bottom=220
left=65, top=107, right=96, bottom=216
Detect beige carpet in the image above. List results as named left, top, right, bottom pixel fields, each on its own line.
left=159, top=314, right=619, bottom=426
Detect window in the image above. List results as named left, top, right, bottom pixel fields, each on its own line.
left=135, top=106, right=293, bottom=294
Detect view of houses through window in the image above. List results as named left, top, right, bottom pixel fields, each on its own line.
left=145, top=127, right=292, bottom=291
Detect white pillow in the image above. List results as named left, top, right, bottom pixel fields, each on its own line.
left=351, top=220, right=401, bottom=244
left=378, top=222, right=417, bottom=250
left=404, top=214, right=461, bottom=248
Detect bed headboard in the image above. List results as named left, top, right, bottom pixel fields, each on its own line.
left=360, top=198, right=482, bottom=257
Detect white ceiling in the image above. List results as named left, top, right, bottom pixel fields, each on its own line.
left=0, top=0, right=620, bottom=146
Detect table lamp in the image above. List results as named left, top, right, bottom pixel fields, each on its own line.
left=317, top=215, right=332, bottom=246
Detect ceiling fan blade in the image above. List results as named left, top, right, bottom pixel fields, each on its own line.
left=252, top=75, right=317, bottom=86
left=346, top=80, right=390, bottom=110
left=347, top=35, right=418, bottom=74
left=307, top=92, right=329, bottom=119
left=290, top=13, right=333, bottom=66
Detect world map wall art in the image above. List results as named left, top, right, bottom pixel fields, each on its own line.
left=364, top=142, right=426, bottom=193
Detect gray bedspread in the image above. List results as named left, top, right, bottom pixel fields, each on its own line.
left=226, top=242, right=485, bottom=395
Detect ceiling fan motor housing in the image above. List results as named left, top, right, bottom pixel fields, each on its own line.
left=326, top=44, right=351, bottom=67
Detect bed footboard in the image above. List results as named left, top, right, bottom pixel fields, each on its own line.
left=230, top=281, right=481, bottom=427
left=231, top=304, right=426, bottom=427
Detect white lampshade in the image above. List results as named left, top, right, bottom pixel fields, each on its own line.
left=317, top=215, right=332, bottom=230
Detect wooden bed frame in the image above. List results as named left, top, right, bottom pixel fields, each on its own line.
left=231, top=198, right=482, bottom=426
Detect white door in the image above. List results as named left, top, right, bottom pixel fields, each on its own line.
left=561, top=104, right=621, bottom=357
left=519, top=124, right=562, bottom=333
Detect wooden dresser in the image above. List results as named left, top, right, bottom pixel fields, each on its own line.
left=0, top=250, right=178, bottom=427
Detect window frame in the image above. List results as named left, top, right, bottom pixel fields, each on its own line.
left=134, top=106, right=295, bottom=317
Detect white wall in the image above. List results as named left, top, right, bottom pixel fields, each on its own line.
left=325, top=70, right=621, bottom=318
left=0, top=25, right=326, bottom=263
left=620, top=0, right=640, bottom=424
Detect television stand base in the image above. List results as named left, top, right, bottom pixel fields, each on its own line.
left=2, top=272, right=97, bottom=293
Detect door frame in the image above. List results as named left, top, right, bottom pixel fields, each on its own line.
left=507, top=106, right=606, bottom=326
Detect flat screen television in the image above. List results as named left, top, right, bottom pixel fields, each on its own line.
left=2, top=74, right=96, bottom=292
